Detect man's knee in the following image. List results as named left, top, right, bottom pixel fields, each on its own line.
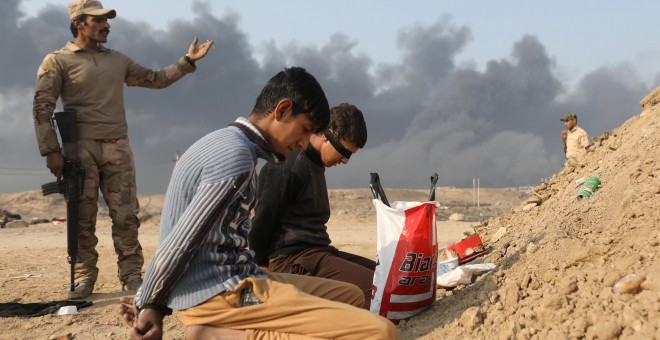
left=186, top=325, right=245, bottom=340
left=372, top=317, right=398, bottom=340
left=345, top=283, right=366, bottom=308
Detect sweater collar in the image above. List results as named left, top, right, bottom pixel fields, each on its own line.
left=230, top=117, right=284, bottom=163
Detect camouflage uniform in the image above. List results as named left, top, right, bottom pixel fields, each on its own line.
left=75, top=138, right=142, bottom=285
left=32, top=41, right=196, bottom=289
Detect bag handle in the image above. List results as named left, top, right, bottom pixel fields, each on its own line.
left=369, top=173, right=390, bottom=207
left=428, top=173, right=438, bottom=201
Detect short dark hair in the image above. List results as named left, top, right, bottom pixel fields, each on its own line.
left=328, top=103, right=367, bottom=148
left=69, top=14, right=87, bottom=38
left=252, top=67, right=329, bottom=133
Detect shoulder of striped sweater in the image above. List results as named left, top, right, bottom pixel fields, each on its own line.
left=192, top=127, right=246, bottom=146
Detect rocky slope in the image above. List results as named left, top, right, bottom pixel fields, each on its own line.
left=399, top=92, right=660, bottom=339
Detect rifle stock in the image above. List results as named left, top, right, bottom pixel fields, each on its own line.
left=40, top=111, right=85, bottom=293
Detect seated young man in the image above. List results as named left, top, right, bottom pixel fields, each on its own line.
left=249, top=103, right=376, bottom=308
left=119, top=69, right=396, bottom=339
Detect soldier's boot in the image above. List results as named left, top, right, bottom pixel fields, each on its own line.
left=68, top=281, right=95, bottom=300
left=122, top=277, right=143, bottom=292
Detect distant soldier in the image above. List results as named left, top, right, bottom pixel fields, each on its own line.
left=560, top=112, right=590, bottom=164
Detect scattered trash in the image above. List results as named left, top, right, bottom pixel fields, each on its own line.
left=30, top=218, right=51, bottom=225
left=438, top=257, right=459, bottom=274
left=0, top=300, right=91, bottom=318
left=56, top=305, right=78, bottom=316
left=444, top=233, right=486, bottom=264
left=577, top=176, right=601, bottom=200
left=437, top=263, right=497, bottom=288
left=575, top=178, right=587, bottom=187
left=0, top=209, right=22, bottom=228
left=612, top=272, right=646, bottom=294
left=51, top=217, right=67, bottom=226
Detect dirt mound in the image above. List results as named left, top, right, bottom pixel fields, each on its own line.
left=0, top=191, right=66, bottom=220
left=0, top=191, right=167, bottom=226
left=399, top=95, right=660, bottom=338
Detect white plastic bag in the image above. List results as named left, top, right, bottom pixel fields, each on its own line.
left=436, top=263, right=497, bottom=288
left=370, top=200, right=439, bottom=324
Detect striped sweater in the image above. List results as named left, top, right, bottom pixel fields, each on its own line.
left=135, top=117, right=282, bottom=311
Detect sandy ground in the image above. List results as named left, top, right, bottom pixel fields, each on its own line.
left=0, top=188, right=508, bottom=340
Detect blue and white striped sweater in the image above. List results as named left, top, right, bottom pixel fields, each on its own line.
left=135, top=117, right=280, bottom=310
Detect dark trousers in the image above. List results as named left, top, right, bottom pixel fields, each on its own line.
left=269, top=246, right=376, bottom=309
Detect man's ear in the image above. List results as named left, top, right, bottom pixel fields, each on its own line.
left=74, top=19, right=85, bottom=31
left=320, top=132, right=328, bottom=142
left=273, top=98, right=293, bottom=122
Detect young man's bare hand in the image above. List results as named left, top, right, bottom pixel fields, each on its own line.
left=118, top=297, right=164, bottom=339
left=132, top=308, right=165, bottom=339
left=118, top=296, right=138, bottom=327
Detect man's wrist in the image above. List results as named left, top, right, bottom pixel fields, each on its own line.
left=44, top=150, right=62, bottom=157
left=184, top=54, right=196, bottom=67
left=141, top=304, right=173, bottom=316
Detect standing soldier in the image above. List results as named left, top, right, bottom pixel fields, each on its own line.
left=560, top=112, right=590, bottom=164
left=31, top=0, right=214, bottom=299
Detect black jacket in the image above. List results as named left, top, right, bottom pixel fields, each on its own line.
left=249, top=145, right=331, bottom=266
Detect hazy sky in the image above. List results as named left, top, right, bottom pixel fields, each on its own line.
left=2, top=0, right=659, bottom=194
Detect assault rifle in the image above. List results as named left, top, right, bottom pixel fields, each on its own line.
left=41, top=111, right=85, bottom=294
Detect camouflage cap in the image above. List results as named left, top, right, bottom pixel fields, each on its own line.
left=67, top=0, right=116, bottom=20
left=560, top=112, right=577, bottom=121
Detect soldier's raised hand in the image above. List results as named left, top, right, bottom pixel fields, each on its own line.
left=186, top=36, right=214, bottom=62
